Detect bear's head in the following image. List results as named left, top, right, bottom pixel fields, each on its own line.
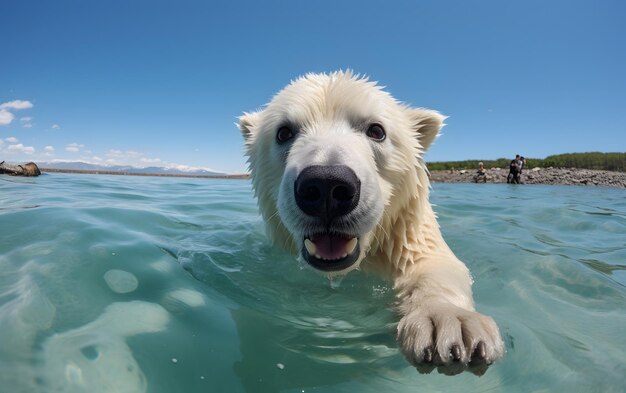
left=239, top=71, right=444, bottom=275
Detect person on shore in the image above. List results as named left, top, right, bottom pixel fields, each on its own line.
left=517, top=156, right=527, bottom=183
left=474, top=161, right=487, bottom=183
left=507, top=155, right=520, bottom=184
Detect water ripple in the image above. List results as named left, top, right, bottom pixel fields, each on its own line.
left=0, top=175, right=625, bottom=392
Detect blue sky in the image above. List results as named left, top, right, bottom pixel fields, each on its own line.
left=1, top=0, right=624, bottom=173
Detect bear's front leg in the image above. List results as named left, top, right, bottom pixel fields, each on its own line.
left=394, top=254, right=505, bottom=375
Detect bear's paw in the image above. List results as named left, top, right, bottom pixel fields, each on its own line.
left=397, top=303, right=505, bottom=375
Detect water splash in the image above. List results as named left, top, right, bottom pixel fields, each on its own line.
left=328, top=274, right=345, bottom=289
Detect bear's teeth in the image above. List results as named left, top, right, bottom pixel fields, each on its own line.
left=345, top=238, right=358, bottom=254
left=304, top=239, right=316, bottom=255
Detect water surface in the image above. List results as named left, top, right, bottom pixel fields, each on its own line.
left=1, top=174, right=624, bottom=392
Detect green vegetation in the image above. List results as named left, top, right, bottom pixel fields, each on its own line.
left=427, top=152, right=626, bottom=172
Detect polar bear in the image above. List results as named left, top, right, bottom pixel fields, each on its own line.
left=238, top=71, right=504, bottom=374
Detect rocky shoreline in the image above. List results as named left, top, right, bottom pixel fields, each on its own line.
left=429, top=167, right=626, bottom=188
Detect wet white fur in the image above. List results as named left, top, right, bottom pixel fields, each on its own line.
left=239, top=71, right=504, bottom=369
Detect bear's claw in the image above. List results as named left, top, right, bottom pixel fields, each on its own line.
left=397, top=304, right=504, bottom=375
left=472, top=341, right=487, bottom=361
left=451, top=344, right=462, bottom=361
left=423, top=346, right=433, bottom=363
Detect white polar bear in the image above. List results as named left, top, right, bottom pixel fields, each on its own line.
left=238, top=71, right=504, bottom=374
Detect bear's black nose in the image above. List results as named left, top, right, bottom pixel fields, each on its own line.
left=294, top=165, right=361, bottom=222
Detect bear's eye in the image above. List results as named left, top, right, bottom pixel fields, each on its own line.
left=366, top=124, right=386, bottom=141
left=276, top=126, right=294, bottom=144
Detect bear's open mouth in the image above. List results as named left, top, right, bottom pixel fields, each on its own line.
left=301, top=233, right=360, bottom=272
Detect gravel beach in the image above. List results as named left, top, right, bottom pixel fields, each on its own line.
left=429, top=167, right=626, bottom=188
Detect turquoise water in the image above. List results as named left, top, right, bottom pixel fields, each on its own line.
left=1, top=173, right=624, bottom=393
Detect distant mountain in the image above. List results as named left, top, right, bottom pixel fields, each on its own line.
left=37, top=161, right=229, bottom=176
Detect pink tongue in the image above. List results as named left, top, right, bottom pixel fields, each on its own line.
left=310, top=234, right=350, bottom=260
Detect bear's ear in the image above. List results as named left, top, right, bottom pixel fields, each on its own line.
left=238, top=111, right=261, bottom=141
left=408, top=108, right=446, bottom=151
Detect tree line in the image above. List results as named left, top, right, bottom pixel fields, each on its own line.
left=426, top=152, right=626, bottom=172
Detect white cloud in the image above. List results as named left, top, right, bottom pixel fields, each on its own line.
left=51, top=124, right=60, bottom=129
left=98, top=148, right=220, bottom=173
left=20, top=117, right=32, bottom=122
left=164, top=163, right=220, bottom=173
left=140, top=157, right=162, bottom=164
left=92, top=156, right=103, bottom=162
left=106, top=149, right=123, bottom=157
left=0, top=100, right=34, bottom=110
left=105, top=149, right=148, bottom=166
left=42, top=145, right=55, bottom=157
left=0, top=100, right=33, bottom=126
left=65, top=142, right=84, bottom=153
left=0, top=110, right=14, bottom=126
left=106, top=149, right=142, bottom=159
left=22, top=123, right=33, bottom=128
left=5, top=137, right=18, bottom=143
left=7, top=143, right=35, bottom=154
